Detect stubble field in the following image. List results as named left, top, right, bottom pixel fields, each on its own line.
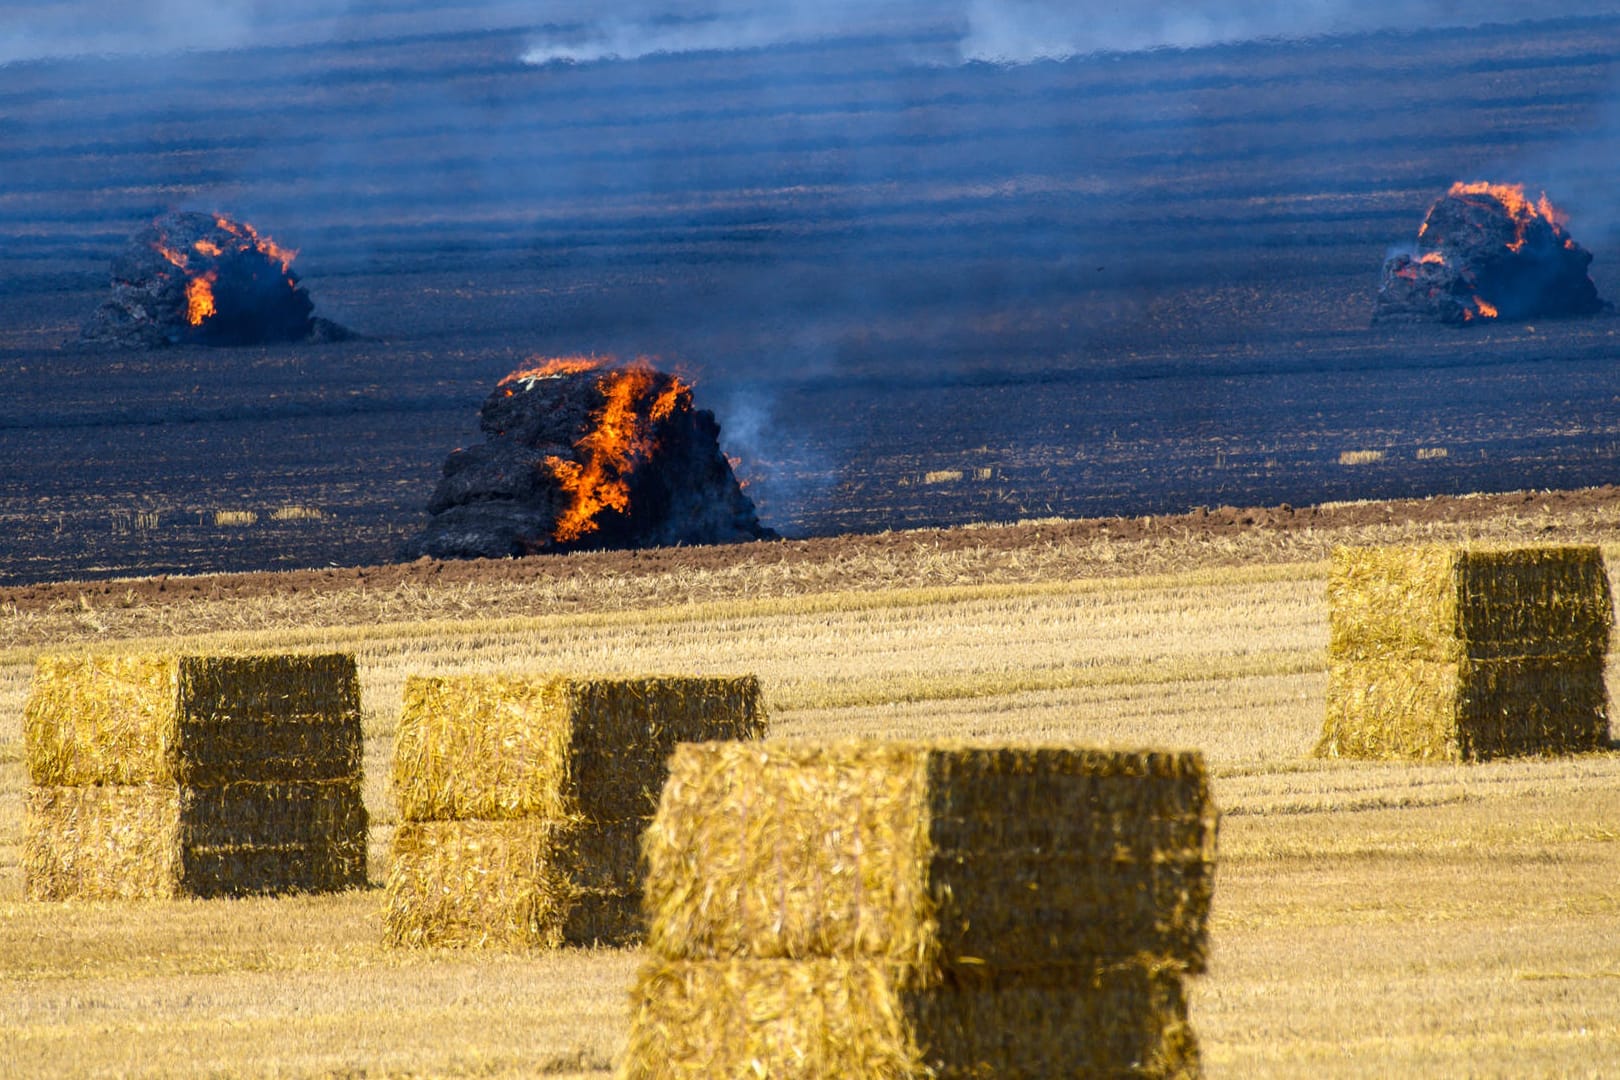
left=3, top=495, right=1619, bottom=1077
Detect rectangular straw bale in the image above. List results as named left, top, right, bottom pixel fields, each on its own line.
left=1328, top=545, right=1612, bottom=662
left=26, top=653, right=362, bottom=786
left=641, top=741, right=1217, bottom=979
left=384, top=817, right=645, bottom=948
left=25, top=779, right=366, bottom=900
left=620, top=956, right=1199, bottom=1080
left=393, top=674, right=765, bottom=823
left=1321, top=656, right=1610, bottom=761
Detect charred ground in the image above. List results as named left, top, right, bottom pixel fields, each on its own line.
left=5, top=15, right=1620, bottom=583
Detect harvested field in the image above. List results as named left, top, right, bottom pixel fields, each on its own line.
left=2, top=494, right=1618, bottom=1076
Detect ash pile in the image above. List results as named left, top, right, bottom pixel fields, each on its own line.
left=1374, top=182, right=1606, bottom=325
left=399, top=358, right=775, bottom=560
left=81, top=211, right=353, bottom=348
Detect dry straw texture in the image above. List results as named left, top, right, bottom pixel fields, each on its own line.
left=392, top=674, right=766, bottom=822
left=383, top=817, right=645, bottom=948
left=622, top=957, right=1200, bottom=1080
left=386, top=674, right=766, bottom=950
left=1320, top=545, right=1613, bottom=760
left=26, top=653, right=363, bottom=786
left=625, top=740, right=1214, bottom=1079
left=641, top=741, right=1217, bottom=977
left=23, top=652, right=367, bottom=899
left=1325, top=545, right=1611, bottom=662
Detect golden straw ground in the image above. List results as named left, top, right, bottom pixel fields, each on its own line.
left=3, top=515, right=1620, bottom=1076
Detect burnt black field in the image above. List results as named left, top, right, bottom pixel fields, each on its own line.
left=6, top=12, right=1620, bottom=584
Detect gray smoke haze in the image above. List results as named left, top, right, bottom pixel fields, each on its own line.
left=9, top=1, right=1618, bottom=68
left=956, top=1, right=1615, bottom=62
left=516, top=1, right=1619, bottom=67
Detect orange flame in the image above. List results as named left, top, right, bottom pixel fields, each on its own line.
left=186, top=273, right=218, bottom=326
left=543, top=361, right=691, bottom=543
left=1446, top=181, right=1568, bottom=253
left=1473, top=296, right=1499, bottom=319
left=212, top=216, right=298, bottom=272
left=152, top=214, right=301, bottom=330
left=1418, top=252, right=1445, bottom=265
left=154, top=242, right=189, bottom=270
left=498, top=355, right=606, bottom=388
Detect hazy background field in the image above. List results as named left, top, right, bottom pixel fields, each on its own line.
left=8, top=5, right=1620, bottom=581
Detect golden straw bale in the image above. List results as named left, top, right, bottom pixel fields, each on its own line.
left=641, top=741, right=1217, bottom=979
left=23, top=652, right=367, bottom=899
left=386, top=674, right=765, bottom=950
left=393, top=674, right=765, bottom=823
left=1321, top=545, right=1613, bottom=761
left=621, top=956, right=1199, bottom=1080
left=26, top=653, right=362, bottom=787
left=1327, top=545, right=1611, bottom=663
left=25, top=779, right=366, bottom=900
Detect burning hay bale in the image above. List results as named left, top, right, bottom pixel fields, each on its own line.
left=397, top=357, right=775, bottom=560
left=80, top=211, right=353, bottom=348
left=383, top=674, right=766, bottom=950
left=24, top=653, right=367, bottom=899
left=1374, top=182, right=1606, bottom=325
left=623, top=741, right=1218, bottom=1079
left=1318, top=545, right=1613, bottom=761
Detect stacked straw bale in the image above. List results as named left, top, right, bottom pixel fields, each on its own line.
left=24, top=653, right=367, bottom=899
left=1319, top=545, right=1613, bottom=760
left=623, top=741, right=1218, bottom=1079
left=385, top=674, right=766, bottom=949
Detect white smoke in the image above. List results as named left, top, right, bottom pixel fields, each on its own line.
left=520, top=2, right=918, bottom=66
left=955, top=0, right=1618, bottom=64
left=9, top=2, right=1615, bottom=69
left=518, top=1, right=1620, bottom=69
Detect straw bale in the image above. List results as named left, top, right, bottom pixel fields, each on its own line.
left=26, top=653, right=362, bottom=786
left=1320, top=656, right=1609, bottom=761
left=641, top=742, right=1217, bottom=978
left=25, top=779, right=366, bottom=900
left=393, top=674, right=765, bottom=822
left=1328, top=545, right=1612, bottom=662
left=1323, top=544, right=1613, bottom=760
left=621, top=956, right=1199, bottom=1080
left=384, top=817, right=645, bottom=948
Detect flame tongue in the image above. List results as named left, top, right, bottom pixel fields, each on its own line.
left=527, top=359, right=692, bottom=544
left=185, top=273, right=217, bottom=325
left=498, top=355, right=606, bottom=392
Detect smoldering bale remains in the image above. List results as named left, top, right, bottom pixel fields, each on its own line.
left=81, top=211, right=354, bottom=348
left=398, top=359, right=775, bottom=560
left=1374, top=182, right=1606, bottom=326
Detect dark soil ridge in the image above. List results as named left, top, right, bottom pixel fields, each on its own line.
left=5, top=486, right=1618, bottom=616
